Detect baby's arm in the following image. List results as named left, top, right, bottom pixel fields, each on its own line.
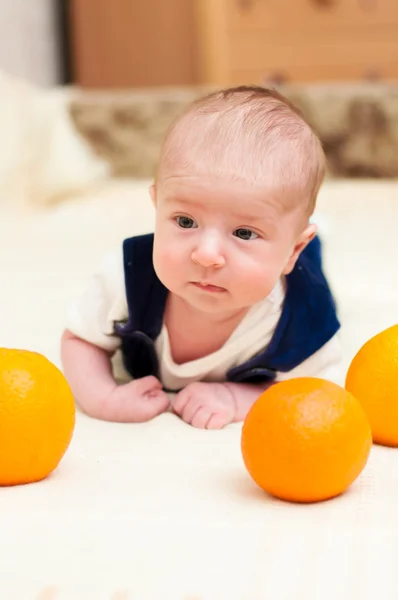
left=61, top=247, right=170, bottom=422
left=61, top=329, right=170, bottom=422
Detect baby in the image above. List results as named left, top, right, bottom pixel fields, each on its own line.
left=61, top=85, right=342, bottom=429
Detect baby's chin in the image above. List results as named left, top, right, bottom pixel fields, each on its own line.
left=175, top=290, right=256, bottom=320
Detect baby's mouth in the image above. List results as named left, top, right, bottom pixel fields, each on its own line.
left=191, top=281, right=227, bottom=293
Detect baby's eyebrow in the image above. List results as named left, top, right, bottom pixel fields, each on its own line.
left=163, top=196, right=202, bottom=209
left=231, top=212, right=267, bottom=223
left=228, top=206, right=278, bottom=224
left=164, top=196, right=187, bottom=203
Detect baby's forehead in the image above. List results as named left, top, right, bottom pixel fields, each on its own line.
left=158, top=107, right=312, bottom=190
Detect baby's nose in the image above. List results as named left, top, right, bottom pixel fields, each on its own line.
left=191, top=233, right=225, bottom=268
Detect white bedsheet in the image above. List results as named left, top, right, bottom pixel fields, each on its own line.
left=1, top=179, right=398, bottom=600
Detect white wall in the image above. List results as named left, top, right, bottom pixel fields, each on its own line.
left=0, top=0, right=60, bottom=87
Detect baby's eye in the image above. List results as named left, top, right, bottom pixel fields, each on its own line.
left=233, top=228, right=258, bottom=241
left=176, top=216, right=197, bottom=229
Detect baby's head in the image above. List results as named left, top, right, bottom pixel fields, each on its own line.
left=156, top=85, right=325, bottom=222
left=151, top=86, right=326, bottom=316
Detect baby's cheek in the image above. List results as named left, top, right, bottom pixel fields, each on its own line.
left=235, top=262, right=278, bottom=302
left=154, top=246, right=183, bottom=287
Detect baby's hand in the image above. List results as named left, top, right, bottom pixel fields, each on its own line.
left=103, top=376, right=170, bottom=422
left=172, top=382, right=236, bottom=429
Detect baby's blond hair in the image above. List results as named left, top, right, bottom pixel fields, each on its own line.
left=157, top=86, right=325, bottom=217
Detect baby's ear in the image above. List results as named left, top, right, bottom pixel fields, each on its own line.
left=149, top=183, right=157, bottom=206
left=282, top=223, right=317, bottom=275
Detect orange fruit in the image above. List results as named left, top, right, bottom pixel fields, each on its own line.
left=345, top=324, right=398, bottom=446
left=241, top=377, right=372, bottom=503
left=0, top=348, right=75, bottom=486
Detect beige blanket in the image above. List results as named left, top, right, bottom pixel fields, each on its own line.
left=1, top=179, right=397, bottom=599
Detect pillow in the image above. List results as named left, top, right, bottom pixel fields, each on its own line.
left=0, top=71, right=109, bottom=210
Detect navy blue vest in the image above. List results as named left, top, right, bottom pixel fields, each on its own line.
left=115, top=233, right=340, bottom=389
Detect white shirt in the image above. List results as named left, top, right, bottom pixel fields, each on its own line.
left=66, top=247, right=343, bottom=389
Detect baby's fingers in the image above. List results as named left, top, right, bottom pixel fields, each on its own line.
left=206, top=412, right=231, bottom=430
left=131, top=375, right=163, bottom=395
left=126, top=389, right=169, bottom=422
left=190, top=407, right=213, bottom=429
left=172, top=388, right=190, bottom=415
left=142, top=389, right=170, bottom=419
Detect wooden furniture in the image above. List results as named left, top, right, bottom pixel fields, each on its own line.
left=68, top=0, right=197, bottom=87
left=68, top=0, right=398, bottom=88
left=196, top=0, right=398, bottom=85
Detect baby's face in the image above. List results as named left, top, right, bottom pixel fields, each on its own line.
left=152, top=173, right=312, bottom=318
